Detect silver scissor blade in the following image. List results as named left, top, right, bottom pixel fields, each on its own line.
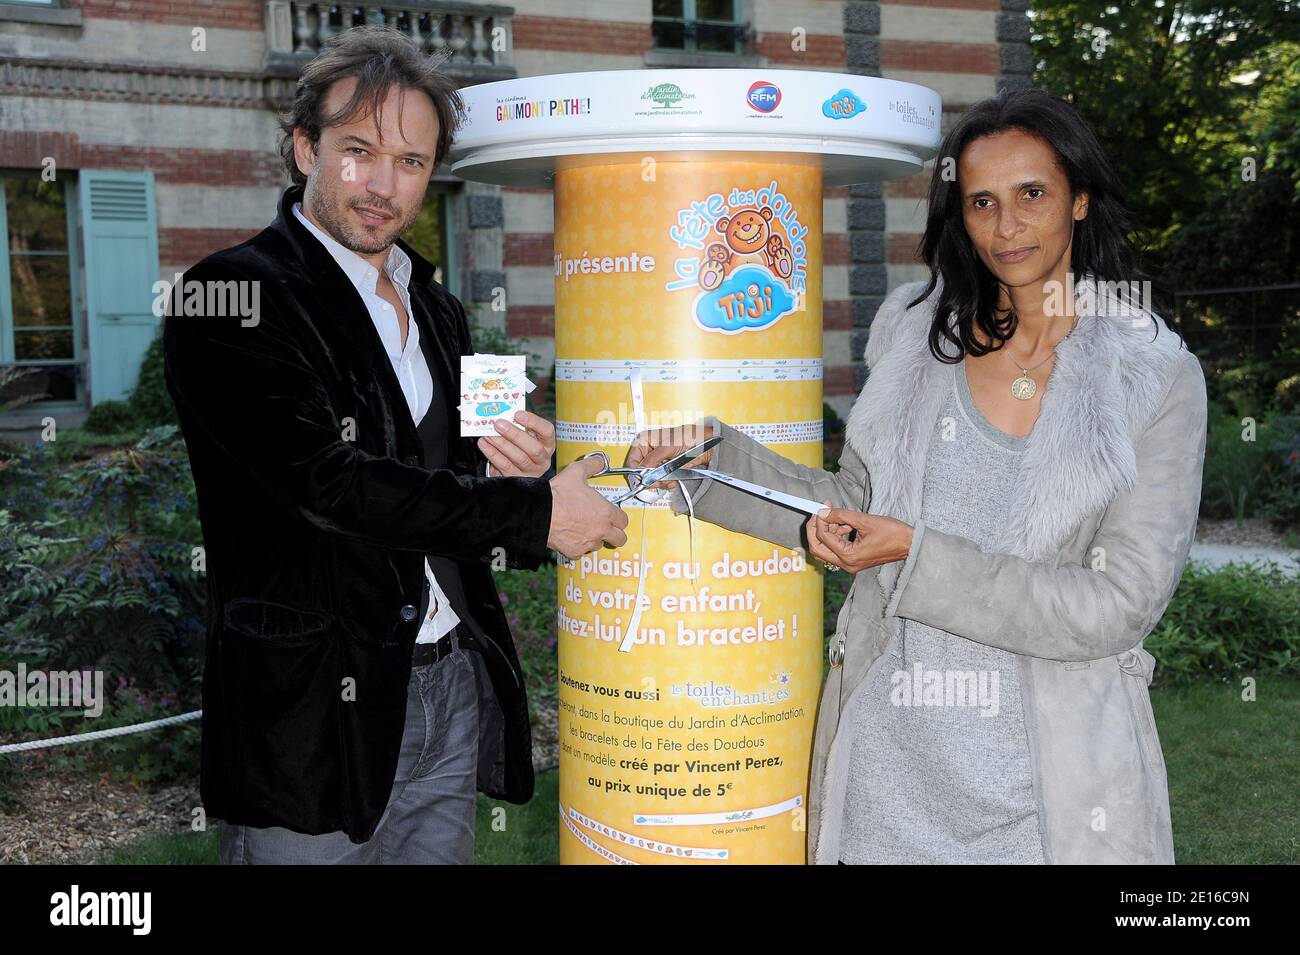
left=665, top=467, right=830, bottom=516
left=629, top=435, right=723, bottom=493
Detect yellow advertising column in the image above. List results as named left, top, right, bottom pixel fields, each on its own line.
left=552, top=153, right=823, bottom=864
left=449, top=68, right=942, bottom=864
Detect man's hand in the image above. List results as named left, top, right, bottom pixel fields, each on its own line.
left=624, top=423, right=717, bottom=489
left=548, top=457, right=630, bottom=558
left=805, top=503, right=913, bottom=574
left=479, top=410, right=556, bottom=478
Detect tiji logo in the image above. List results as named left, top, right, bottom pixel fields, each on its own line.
left=746, top=81, right=781, bottom=113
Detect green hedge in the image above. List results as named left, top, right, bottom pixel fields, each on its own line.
left=1146, top=559, right=1300, bottom=686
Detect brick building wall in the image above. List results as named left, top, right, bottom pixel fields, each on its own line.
left=0, top=0, right=1030, bottom=421
left=0, top=0, right=286, bottom=310
left=495, top=0, right=1030, bottom=416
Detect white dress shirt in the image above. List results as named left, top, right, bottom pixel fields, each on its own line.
left=293, top=202, right=460, bottom=645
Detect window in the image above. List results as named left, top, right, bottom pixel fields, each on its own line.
left=652, top=0, right=746, bottom=55
left=0, top=2, right=83, bottom=29
left=404, top=187, right=457, bottom=293
left=0, top=171, right=80, bottom=407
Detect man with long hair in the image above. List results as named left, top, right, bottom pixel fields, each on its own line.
left=164, top=26, right=626, bottom=864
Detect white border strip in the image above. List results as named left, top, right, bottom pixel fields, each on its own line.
left=555, top=358, right=823, bottom=383
left=560, top=804, right=638, bottom=865
left=557, top=420, right=823, bottom=445
left=567, top=806, right=730, bottom=860
left=634, top=793, right=804, bottom=827
left=588, top=485, right=672, bottom=508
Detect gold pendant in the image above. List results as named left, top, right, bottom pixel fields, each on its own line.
left=1011, top=374, right=1036, bottom=400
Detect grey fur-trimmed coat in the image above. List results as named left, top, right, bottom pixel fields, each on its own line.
left=671, top=277, right=1207, bottom=864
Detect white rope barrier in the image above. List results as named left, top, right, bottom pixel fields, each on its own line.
left=0, top=710, right=201, bottom=755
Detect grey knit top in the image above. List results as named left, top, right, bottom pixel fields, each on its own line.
left=837, top=358, right=1046, bottom=864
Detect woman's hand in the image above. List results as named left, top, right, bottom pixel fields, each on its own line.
left=478, top=410, right=556, bottom=478
left=624, top=424, right=717, bottom=488
left=805, top=502, right=914, bottom=573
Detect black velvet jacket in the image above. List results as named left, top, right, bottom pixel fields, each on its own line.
left=163, top=185, right=553, bottom=843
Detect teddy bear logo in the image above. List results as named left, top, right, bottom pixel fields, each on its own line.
left=763, top=234, right=794, bottom=279
left=697, top=204, right=784, bottom=290
left=697, top=241, right=730, bottom=291
left=717, top=205, right=773, bottom=257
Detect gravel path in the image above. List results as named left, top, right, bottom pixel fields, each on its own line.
left=1190, top=518, right=1299, bottom=576
left=1, top=713, right=561, bottom=864
left=1188, top=543, right=1299, bottom=574
left=0, top=770, right=201, bottom=864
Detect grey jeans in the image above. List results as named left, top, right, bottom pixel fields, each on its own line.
left=218, top=644, right=481, bottom=864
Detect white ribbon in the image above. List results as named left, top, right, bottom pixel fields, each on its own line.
left=615, top=368, right=706, bottom=653
left=617, top=369, right=651, bottom=653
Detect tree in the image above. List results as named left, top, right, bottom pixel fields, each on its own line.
left=1033, top=3, right=1300, bottom=402
left=1032, top=1, right=1300, bottom=255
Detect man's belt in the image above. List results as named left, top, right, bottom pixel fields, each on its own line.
left=410, top=624, right=480, bottom=668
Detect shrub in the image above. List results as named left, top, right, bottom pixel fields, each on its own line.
left=68, top=334, right=176, bottom=440
left=127, top=333, right=178, bottom=429
left=1257, top=411, right=1300, bottom=529
left=495, top=564, right=559, bottom=718
left=83, top=400, right=138, bottom=435
left=468, top=317, right=553, bottom=420
left=0, top=673, right=200, bottom=789
left=39, top=427, right=144, bottom=467
left=1211, top=360, right=1275, bottom=420
left=0, top=427, right=205, bottom=696
left=84, top=678, right=201, bottom=786
left=1201, top=400, right=1299, bottom=525
left=1147, top=560, right=1300, bottom=686
left=1276, top=373, right=1300, bottom=414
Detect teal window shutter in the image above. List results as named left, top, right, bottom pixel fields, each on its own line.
left=78, top=170, right=160, bottom=406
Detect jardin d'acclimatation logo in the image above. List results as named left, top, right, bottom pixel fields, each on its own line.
left=641, top=82, right=696, bottom=109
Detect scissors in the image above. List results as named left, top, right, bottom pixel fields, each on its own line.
left=665, top=466, right=834, bottom=517
left=666, top=462, right=859, bottom=540
left=579, top=436, right=723, bottom=504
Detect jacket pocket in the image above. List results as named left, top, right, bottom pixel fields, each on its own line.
left=1115, top=655, right=1174, bottom=861
left=1117, top=645, right=1157, bottom=685
left=225, top=596, right=334, bottom=644
left=1032, top=660, right=1171, bottom=862
left=222, top=597, right=346, bottom=826
left=827, top=579, right=857, bottom=669
left=1116, top=652, right=1167, bottom=780
left=837, top=570, right=887, bottom=700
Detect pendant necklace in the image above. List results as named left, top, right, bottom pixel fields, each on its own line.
left=1005, top=312, right=1079, bottom=401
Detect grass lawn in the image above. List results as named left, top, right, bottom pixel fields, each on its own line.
left=99, top=770, right=561, bottom=865
left=97, top=679, right=1297, bottom=864
left=1154, top=677, right=1299, bottom=864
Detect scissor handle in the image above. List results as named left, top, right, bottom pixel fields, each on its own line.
left=577, top=450, right=611, bottom=475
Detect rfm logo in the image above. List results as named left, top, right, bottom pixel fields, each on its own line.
left=746, top=80, right=781, bottom=113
